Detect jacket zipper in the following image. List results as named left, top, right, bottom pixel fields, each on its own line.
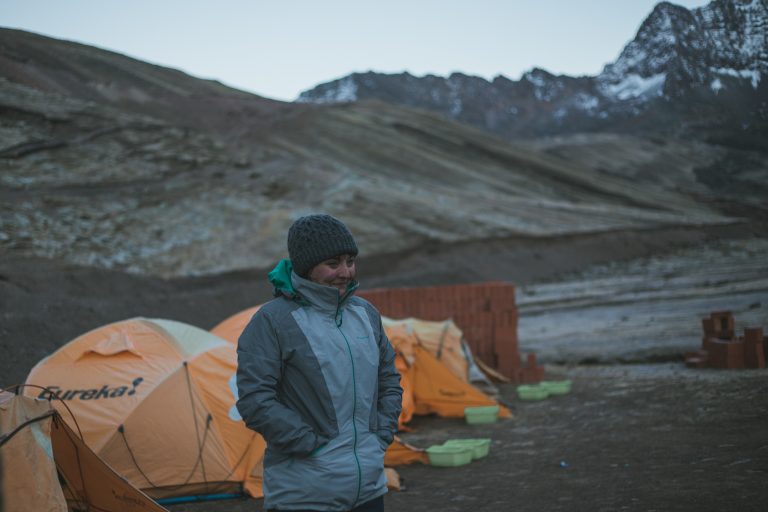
left=336, top=310, right=362, bottom=504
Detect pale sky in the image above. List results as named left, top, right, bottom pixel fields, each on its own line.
left=2, top=1, right=709, bottom=102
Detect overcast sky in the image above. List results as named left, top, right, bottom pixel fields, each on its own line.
left=3, top=1, right=709, bottom=102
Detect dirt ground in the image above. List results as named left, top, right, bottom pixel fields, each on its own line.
left=166, top=364, right=768, bottom=512
left=2, top=223, right=767, bottom=511
left=169, top=363, right=768, bottom=512
left=387, top=365, right=768, bottom=512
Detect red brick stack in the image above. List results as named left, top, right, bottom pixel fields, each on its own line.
left=358, top=281, right=543, bottom=383
left=685, top=311, right=767, bottom=369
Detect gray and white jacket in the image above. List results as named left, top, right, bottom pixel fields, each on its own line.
left=236, top=260, right=402, bottom=511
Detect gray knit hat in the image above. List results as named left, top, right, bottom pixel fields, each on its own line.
left=287, top=214, right=358, bottom=277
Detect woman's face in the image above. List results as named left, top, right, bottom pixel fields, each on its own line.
left=308, top=253, right=356, bottom=294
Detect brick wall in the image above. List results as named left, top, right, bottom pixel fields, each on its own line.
left=359, top=281, right=542, bottom=382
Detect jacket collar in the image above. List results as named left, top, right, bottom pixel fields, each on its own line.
left=268, top=258, right=358, bottom=315
left=291, top=271, right=359, bottom=315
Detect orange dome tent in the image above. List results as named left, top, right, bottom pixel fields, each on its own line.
left=25, top=318, right=266, bottom=501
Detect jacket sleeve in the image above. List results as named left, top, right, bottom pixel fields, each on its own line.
left=236, top=310, right=326, bottom=457
left=373, top=313, right=403, bottom=446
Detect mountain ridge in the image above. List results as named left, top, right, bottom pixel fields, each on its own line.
left=298, top=0, right=768, bottom=143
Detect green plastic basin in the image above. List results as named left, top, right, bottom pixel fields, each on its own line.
left=464, top=405, right=500, bottom=425
left=539, top=380, right=572, bottom=395
left=442, top=438, right=491, bottom=459
left=426, top=444, right=474, bottom=467
left=517, top=385, right=549, bottom=401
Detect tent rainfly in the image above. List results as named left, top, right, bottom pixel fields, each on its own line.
left=0, top=389, right=169, bottom=512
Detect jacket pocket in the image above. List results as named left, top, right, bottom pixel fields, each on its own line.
left=265, top=433, right=359, bottom=509
left=357, top=432, right=387, bottom=499
left=308, top=441, right=329, bottom=458
left=375, top=434, right=389, bottom=451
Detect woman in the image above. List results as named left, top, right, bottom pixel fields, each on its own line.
left=237, top=214, right=402, bottom=512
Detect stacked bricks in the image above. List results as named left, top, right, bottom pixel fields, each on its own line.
left=685, top=311, right=767, bottom=369
left=359, top=281, right=544, bottom=383
left=744, top=327, right=766, bottom=369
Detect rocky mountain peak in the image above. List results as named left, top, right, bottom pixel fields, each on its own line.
left=523, top=68, right=557, bottom=82
left=590, top=0, right=765, bottom=86
left=601, top=2, right=699, bottom=80
left=598, top=2, right=708, bottom=101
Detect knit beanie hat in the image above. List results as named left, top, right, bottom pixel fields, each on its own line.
left=287, top=214, right=358, bottom=277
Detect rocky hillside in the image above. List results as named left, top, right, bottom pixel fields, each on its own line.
left=0, top=27, right=746, bottom=277
left=298, top=0, right=768, bottom=145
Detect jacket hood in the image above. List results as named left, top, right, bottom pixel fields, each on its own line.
left=268, top=259, right=297, bottom=297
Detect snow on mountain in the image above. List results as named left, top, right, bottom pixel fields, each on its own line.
left=604, top=73, right=667, bottom=101
left=298, top=75, right=358, bottom=103
left=523, top=68, right=566, bottom=102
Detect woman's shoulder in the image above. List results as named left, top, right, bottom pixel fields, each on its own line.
left=349, top=294, right=375, bottom=309
left=348, top=296, right=383, bottom=321
left=256, top=295, right=303, bottom=322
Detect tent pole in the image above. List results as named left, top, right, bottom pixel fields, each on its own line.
left=155, top=493, right=243, bottom=505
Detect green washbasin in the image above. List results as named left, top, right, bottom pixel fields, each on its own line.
left=517, top=385, right=549, bottom=401
left=426, top=444, right=474, bottom=467
left=464, top=405, right=500, bottom=425
left=442, top=438, right=491, bottom=459
left=539, top=380, right=572, bottom=395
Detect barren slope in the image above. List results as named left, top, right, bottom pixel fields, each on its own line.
left=0, top=30, right=734, bottom=277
